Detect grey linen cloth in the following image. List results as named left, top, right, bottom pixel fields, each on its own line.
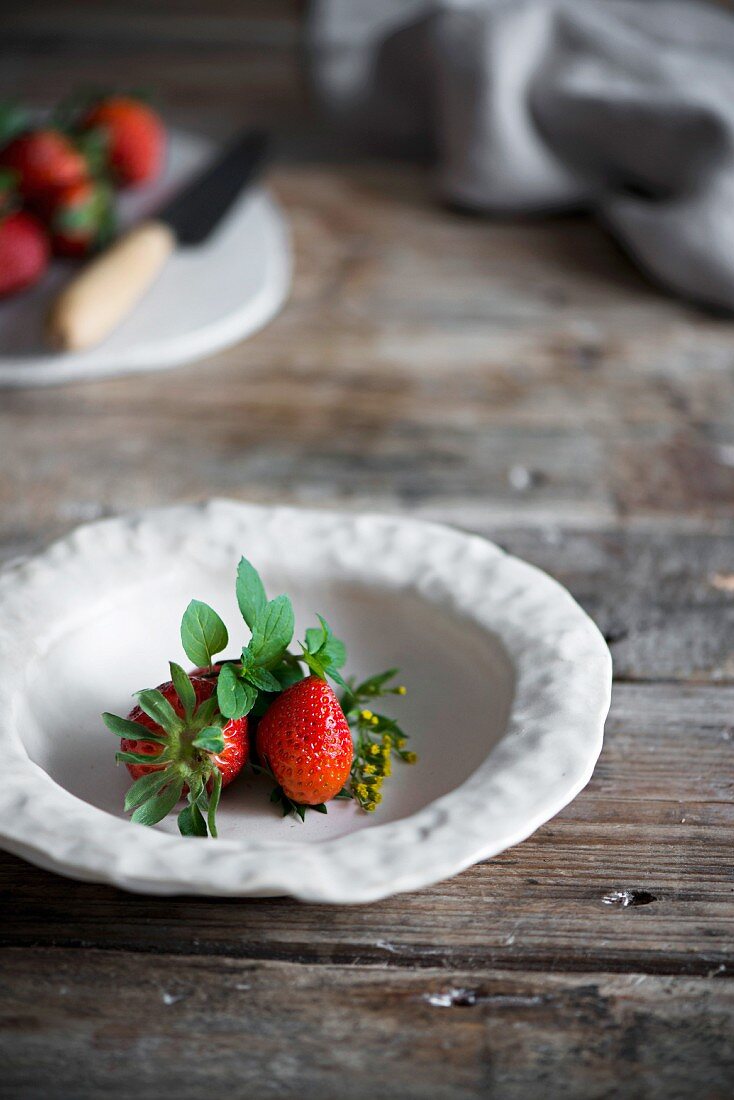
left=309, top=0, right=734, bottom=312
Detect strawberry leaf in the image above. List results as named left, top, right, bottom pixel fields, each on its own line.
left=169, top=661, right=196, bottom=721
left=102, top=712, right=166, bottom=744
left=194, top=695, right=220, bottom=726
left=248, top=595, right=294, bottom=667
left=131, top=779, right=184, bottom=826
left=217, top=664, right=257, bottom=719
left=180, top=599, right=228, bottom=668
left=192, top=727, right=226, bottom=753
left=236, top=556, right=267, bottom=630
left=135, top=688, right=183, bottom=736
left=124, top=768, right=173, bottom=811
left=178, top=802, right=207, bottom=837
left=115, top=750, right=168, bottom=766
left=207, top=768, right=223, bottom=838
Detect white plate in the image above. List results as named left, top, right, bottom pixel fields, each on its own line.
left=0, top=130, right=291, bottom=387
left=0, top=501, right=611, bottom=902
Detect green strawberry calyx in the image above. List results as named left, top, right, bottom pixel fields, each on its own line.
left=102, top=661, right=228, bottom=838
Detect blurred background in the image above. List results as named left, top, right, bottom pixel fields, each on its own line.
left=1, top=1, right=732, bottom=672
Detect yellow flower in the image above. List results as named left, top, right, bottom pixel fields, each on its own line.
left=366, top=802, right=377, bottom=812
left=373, top=792, right=383, bottom=804
left=382, top=734, right=393, bottom=747
left=355, top=784, right=368, bottom=799
left=396, top=737, right=406, bottom=749
left=363, top=764, right=375, bottom=775
left=371, top=715, right=379, bottom=726
left=369, top=744, right=381, bottom=758
left=405, top=752, right=418, bottom=764
left=360, top=709, right=373, bottom=721
left=396, top=685, right=407, bottom=695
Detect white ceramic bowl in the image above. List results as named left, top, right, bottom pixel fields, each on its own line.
left=0, top=501, right=611, bottom=902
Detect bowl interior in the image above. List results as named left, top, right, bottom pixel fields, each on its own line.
left=17, top=563, right=515, bottom=843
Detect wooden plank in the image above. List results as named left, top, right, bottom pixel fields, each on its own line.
left=1, top=684, right=731, bottom=977
left=1, top=949, right=732, bottom=1100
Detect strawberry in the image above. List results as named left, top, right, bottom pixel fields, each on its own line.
left=0, top=129, right=88, bottom=204
left=103, top=664, right=248, bottom=837
left=81, top=96, right=165, bottom=186
left=0, top=210, right=50, bottom=298
left=257, top=675, right=354, bottom=813
left=47, top=178, right=115, bottom=257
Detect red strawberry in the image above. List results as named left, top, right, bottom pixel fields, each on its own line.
left=47, top=178, right=115, bottom=257
left=0, top=210, right=50, bottom=298
left=82, top=96, right=165, bottom=186
left=121, top=676, right=247, bottom=785
left=0, top=129, right=88, bottom=204
left=104, top=669, right=248, bottom=837
left=257, top=675, right=354, bottom=809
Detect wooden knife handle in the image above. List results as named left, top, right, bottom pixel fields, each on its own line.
left=47, top=220, right=175, bottom=352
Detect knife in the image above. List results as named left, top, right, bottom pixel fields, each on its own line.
left=47, top=128, right=269, bottom=352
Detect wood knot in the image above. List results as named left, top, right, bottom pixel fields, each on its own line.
left=602, top=889, right=657, bottom=908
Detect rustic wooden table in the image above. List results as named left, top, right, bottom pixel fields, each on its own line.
left=1, top=5, right=733, bottom=1098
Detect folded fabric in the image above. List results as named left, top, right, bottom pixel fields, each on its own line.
left=309, top=0, right=734, bottom=312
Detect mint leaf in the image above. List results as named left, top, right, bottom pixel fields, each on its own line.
left=131, top=779, right=184, bottom=826
left=102, top=712, right=166, bottom=744
left=272, top=661, right=305, bottom=690
left=192, top=726, right=226, bottom=753
left=178, top=803, right=207, bottom=837
left=305, top=622, right=328, bottom=654
left=301, top=646, right=348, bottom=689
left=248, top=595, right=295, bottom=667
left=180, top=599, right=228, bottom=668
left=236, top=556, right=267, bottom=630
left=135, top=688, right=183, bottom=736
left=324, top=637, right=347, bottom=669
left=123, top=768, right=173, bottom=811
left=305, top=615, right=347, bottom=669
left=217, top=664, right=257, bottom=719
left=246, top=667, right=281, bottom=693
left=169, top=661, right=196, bottom=720
left=207, top=769, right=223, bottom=838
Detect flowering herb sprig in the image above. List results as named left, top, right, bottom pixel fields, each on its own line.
left=339, top=671, right=417, bottom=812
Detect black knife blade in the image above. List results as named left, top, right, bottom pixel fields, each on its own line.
left=158, top=128, right=269, bottom=246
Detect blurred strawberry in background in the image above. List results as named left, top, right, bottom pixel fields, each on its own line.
left=0, top=208, right=49, bottom=297
left=46, top=177, right=115, bottom=257
left=81, top=95, right=166, bottom=186
left=0, top=90, right=166, bottom=297
left=0, top=129, right=88, bottom=205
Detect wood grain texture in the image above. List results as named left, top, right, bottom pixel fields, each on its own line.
left=1, top=950, right=732, bottom=1100
left=1, top=3, right=733, bottom=1098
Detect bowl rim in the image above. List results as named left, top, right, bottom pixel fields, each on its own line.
left=0, top=501, right=611, bottom=902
